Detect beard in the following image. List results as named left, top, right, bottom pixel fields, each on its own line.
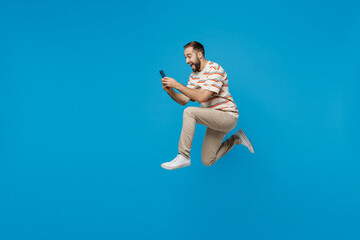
left=190, top=56, right=201, bottom=72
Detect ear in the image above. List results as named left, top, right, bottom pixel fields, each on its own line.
left=197, top=51, right=203, bottom=60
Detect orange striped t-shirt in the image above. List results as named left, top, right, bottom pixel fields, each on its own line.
left=187, top=61, right=239, bottom=118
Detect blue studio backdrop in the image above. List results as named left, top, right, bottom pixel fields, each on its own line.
left=1, top=0, right=359, bottom=239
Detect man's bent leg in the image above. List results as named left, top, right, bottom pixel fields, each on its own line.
left=202, top=129, right=240, bottom=166
left=179, top=107, right=237, bottom=161
left=201, top=128, right=227, bottom=166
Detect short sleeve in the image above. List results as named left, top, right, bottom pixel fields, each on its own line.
left=201, top=65, right=225, bottom=94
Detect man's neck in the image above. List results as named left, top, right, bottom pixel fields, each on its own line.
left=198, top=59, right=208, bottom=72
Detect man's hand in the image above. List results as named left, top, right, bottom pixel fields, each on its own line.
left=161, top=77, right=190, bottom=106
left=162, top=83, right=172, bottom=93
left=161, top=77, right=173, bottom=93
left=161, top=77, right=180, bottom=89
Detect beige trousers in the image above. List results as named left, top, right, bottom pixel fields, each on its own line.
left=178, top=107, right=239, bottom=166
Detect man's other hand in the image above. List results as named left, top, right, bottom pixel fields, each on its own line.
left=161, top=77, right=179, bottom=89
left=162, top=83, right=172, bottom=93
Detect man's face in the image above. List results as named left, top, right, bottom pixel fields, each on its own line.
left=184, top=47, right=201, bottom=72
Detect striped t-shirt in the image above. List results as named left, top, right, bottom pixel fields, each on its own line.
left=187, top=61, right=239, bottom=118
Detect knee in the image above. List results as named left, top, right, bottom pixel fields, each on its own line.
left=183, top=107, right=195, bottom=117
left=202, top=157, right=216, bottom=167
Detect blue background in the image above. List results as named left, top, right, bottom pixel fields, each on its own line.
left=1, top=0, right=359, bottom=239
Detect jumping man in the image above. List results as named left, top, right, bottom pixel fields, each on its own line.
left=161, top=41, right=254, bottom=170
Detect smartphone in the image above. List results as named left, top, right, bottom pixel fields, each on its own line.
left=159, top=70, right=166, bottom=78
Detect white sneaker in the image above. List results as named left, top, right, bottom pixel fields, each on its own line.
left=161, top=154, right=191, bottom=170
left=234, top=129, right=255, bottom=153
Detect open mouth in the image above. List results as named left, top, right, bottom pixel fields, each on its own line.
left=189, top=63, right=197, bottom=71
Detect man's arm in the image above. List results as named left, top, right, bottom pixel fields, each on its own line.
left=162, top=77, right=214, bottom=104
left=176, top=83, right=214, bottom=103
left=163, top=85, right=190, bottom=106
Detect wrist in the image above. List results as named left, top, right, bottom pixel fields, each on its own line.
left=176, top=83, right=184, bottom=91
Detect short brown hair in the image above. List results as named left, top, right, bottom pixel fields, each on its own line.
left=184, top=41, right=205, bottom=57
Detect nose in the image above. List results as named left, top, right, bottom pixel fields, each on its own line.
left=186, top=58, right=190, bottom=64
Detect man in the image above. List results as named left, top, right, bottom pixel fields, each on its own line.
left=161, top=41, right=254, bottom=170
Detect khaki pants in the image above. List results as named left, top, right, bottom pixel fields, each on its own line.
left=178, top=107, right=239, bottom=166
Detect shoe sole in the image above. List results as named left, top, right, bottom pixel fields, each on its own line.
left=161, top=162, right=191, bottom=170
left=238, top=129, right=255, bottom=153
